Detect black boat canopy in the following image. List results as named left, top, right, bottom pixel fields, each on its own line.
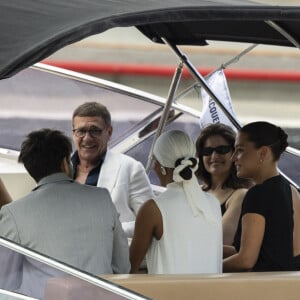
left=0, top=0, right=300, bottom=79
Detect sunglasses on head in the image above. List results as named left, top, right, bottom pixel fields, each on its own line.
left=201, top=145, right=232, bottom=156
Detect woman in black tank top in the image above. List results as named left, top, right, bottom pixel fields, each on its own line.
left=196, top=124, right=252, bottom=245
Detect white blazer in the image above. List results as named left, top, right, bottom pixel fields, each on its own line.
left=97, top=150, right=153, bottom=237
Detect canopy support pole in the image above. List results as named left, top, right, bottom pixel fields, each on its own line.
left=162, top=38, right=300, bottom=189
left=145, top=61, right=183, bottom=173
left=162, top=38, right=241, bottom=130
left=173, top=44, right=258, bottom=103
left=265, top=21, right=300, bottom=49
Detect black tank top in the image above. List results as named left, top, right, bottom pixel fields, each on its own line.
left=220, top=190, right=235, bottom=215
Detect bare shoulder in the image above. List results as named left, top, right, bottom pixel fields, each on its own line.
left=228, top=188, right=248, bottom=206
left=291, top=185, right=300, bottom=209
left=137, top=199, right=161, bottom=221
left=235, top=188, right=248, bottom=197
left=140, top=199, right=159, bottom=210
left=291, top=185, right=300, bottom=198
left=135, top=199, right=163, bottom=239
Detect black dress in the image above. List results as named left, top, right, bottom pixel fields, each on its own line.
left=233, top=175, right=300, bottom=271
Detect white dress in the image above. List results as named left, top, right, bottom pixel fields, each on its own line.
left=146, top=182, right=222, bottom=274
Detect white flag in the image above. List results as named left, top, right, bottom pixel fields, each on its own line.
left=199, top=69, right=238, bottom=130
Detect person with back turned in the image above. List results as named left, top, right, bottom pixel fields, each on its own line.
left=0, top=128, right=130, bottom=299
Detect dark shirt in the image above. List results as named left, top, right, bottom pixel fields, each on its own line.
left=233, top=175, right=296, bottom=271
left=71, top=151, right=106, bottom=186
left=220, top=190, right=235, bottom=215
left=221, top=201, right=226, bottom=215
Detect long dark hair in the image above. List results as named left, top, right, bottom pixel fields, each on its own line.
left=196, top=123, right=252, bottom=191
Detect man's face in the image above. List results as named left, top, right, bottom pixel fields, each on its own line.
left=72, top=116, right=112, bottom=165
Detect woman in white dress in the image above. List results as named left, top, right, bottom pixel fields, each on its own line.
left=130, top=130, right=223, bottom=274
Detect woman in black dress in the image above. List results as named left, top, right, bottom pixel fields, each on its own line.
left=223, top=121, right=300, bottom=272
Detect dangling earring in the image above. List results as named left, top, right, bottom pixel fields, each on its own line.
left=160, top=166, right=167, bottom=176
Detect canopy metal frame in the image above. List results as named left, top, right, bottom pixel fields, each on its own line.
left=143, top=21, right=300, bottom=188
left=145, top=62, right=184, bottom=172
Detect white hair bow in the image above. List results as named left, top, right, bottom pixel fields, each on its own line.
left=173, top=157, right=198, bottom=183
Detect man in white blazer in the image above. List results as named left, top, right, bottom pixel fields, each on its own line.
left=71, top=102, right=153, bottom=237
left=0, top=129, right=130, bottom=299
